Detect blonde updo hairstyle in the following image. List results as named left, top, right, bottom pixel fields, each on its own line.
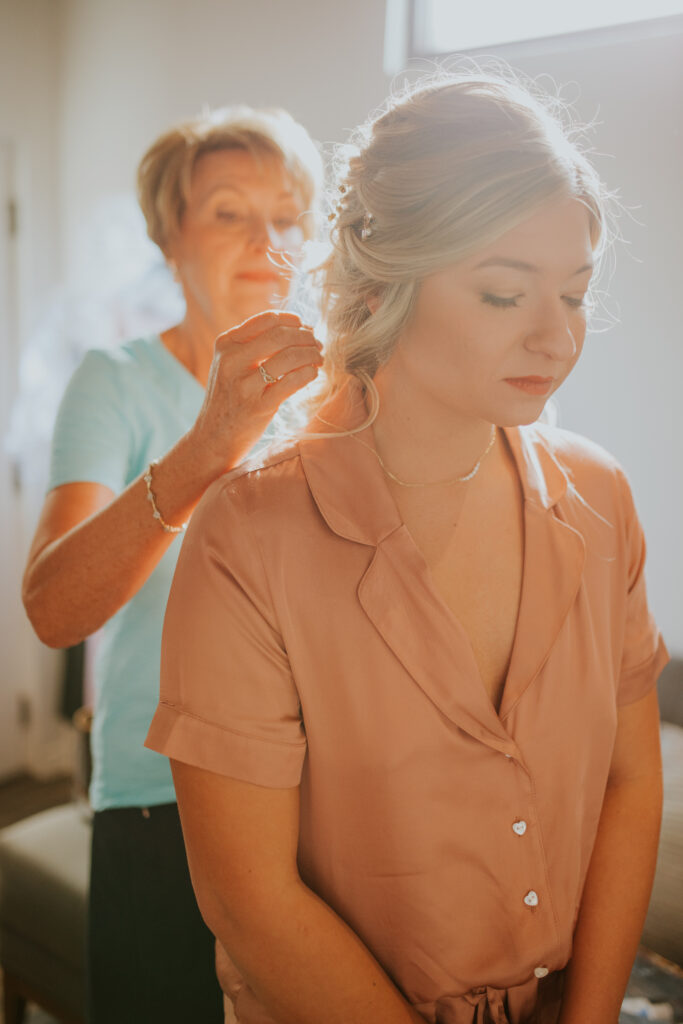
left=316, top=68, right=613, bottom=418
left=137, top=105, right=323, bottom=254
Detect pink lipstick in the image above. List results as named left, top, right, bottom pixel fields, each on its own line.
left=236, top=271, right=281, bottom=282
left=505, top=376, right=555, bottom=396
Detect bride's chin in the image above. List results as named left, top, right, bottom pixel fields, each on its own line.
left=494, top=408, right=550, bottom=428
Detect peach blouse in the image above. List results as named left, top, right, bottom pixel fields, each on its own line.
left=146, top=385, right=668, bottom=1024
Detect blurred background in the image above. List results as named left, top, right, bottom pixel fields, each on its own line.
left=1, top=0, right=681, bottom=786
left=0, top=1, right=681, bottom=1019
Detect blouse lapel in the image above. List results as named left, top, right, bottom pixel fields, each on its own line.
left=497, top=426, right=586, bottom=720
left=300, top=382, right=516, bottom=753
left=358, top=528, right=516, bottom=753
left=300, top=387, right=587, bottom=751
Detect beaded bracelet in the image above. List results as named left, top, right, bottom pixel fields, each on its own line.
left=143, top=460, right=187, bottom=534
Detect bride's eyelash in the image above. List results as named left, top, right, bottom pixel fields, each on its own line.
left=481, top=293, right=520, bottom=308
left=480, top=293, right=588, bottom=310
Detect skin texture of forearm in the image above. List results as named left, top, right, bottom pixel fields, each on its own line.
left=558, top=771, right=663, bottom=1024
left=172, top=764, right=424, bottom=1024
left=207, top=880, right=425, bottom=1024
left=22, top=431, right=224, bottom=648
left=23, top=314, right=322, bottom=650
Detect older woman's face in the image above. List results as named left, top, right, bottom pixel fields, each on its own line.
left=166, top=148, right=305, bottom=332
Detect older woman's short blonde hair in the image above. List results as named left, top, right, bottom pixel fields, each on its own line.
left=137, top=106, right=323, bottom=253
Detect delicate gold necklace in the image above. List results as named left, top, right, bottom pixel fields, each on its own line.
left=351, top=423, right=497, bottom=487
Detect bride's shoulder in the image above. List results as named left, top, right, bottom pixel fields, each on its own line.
left=524, top=421, right=621, bottom=475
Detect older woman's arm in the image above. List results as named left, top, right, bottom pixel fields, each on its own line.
left=558, top=687, right=663, bottom=1024
left=171, top=760, right=425, bottom=1024
left=23, top=313, right=321, bottom=648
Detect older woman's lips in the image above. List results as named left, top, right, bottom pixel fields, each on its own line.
left=505, top=376, right=555, bottom=396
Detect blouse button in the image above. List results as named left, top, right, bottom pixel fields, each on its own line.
left=512, top=820, right=527, bottom=836
left=524, top=890, right=539, bottom=907
left=534, top=966, right=549, bottom=978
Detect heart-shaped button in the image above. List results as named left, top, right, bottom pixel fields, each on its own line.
left=512, top=820, right=527, bottom=836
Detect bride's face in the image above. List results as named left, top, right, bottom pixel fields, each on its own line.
left=387, top=197, right=595, bottom=427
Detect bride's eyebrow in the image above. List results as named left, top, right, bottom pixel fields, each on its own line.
left=473, top=257, right=593, bottom=276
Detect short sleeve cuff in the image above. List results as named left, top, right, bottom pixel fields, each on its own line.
left=48, top=449, right=126, bottom=493
left=145, top=701, right=307, bottom=788
left=48, top=349, right=132, bottom=494
left=618, top=635, right=670, bottom=707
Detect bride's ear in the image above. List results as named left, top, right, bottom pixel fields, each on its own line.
left=366, top=293, right=382, bottom=315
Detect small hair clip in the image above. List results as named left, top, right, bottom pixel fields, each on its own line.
left=360, top=212, right=375, bottom=240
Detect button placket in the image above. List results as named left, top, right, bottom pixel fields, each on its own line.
left=502, top=743, right=561, bottom=958
left=508, top=759, right=537, bottom=908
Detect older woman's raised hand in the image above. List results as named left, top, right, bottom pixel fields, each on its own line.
left=189, top=310, right=323, bottom=476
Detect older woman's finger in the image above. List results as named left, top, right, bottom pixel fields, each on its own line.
left=215, top=310, right=303, bottom=349
left=236, top=325, right=321, bottom=368
left=212, top=328, right=320, bottom=397
left=259, top=363, right=321, bottom=409
left=257, top=344, right=323, bottom=385
left=237, top=344, right=322, bottom=403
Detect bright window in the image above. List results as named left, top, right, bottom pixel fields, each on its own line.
left=411, top=0, right=683, bottom=54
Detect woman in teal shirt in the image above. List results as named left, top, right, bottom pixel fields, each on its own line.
left=22, top=105, right=322, bottom=1023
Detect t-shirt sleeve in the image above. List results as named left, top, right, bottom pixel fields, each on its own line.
left=48, top=349, right=133, bottom=493
left=615, top=467, right=669, bottom=706
left=145, top=476, right=306, bottom=788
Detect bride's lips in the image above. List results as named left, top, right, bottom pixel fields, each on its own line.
left=235, top=270, right=282, bottom=282
left=505, top=376, right=556, bottom=396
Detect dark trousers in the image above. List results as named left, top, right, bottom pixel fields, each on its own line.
left=87, top=802, right=224, bottom=1024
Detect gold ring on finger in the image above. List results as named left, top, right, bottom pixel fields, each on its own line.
left=259, top=363, right=278, bottom=386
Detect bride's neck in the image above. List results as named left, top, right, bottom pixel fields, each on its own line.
left=372, top=364, right=495, bottom=484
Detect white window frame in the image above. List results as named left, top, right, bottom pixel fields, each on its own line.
left=384, top=0, right=683, bottom=72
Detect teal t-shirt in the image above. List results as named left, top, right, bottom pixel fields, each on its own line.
left=49, top=336, right=205, bottom=810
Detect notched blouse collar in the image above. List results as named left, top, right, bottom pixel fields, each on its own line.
left=298, top=378, right=571, bottom=548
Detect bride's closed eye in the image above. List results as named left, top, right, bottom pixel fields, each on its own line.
left=480, top=292, right=588, bottom=310
left=480, top=292, right=522, bottom=309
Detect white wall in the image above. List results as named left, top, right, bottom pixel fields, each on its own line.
left=0, top=0, right=63, bottom=337
left=0, top=0, right=74, bottom=779
left=509, top=28, right=683, bottom=653
left=60, top=0, right=390, bottom=281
